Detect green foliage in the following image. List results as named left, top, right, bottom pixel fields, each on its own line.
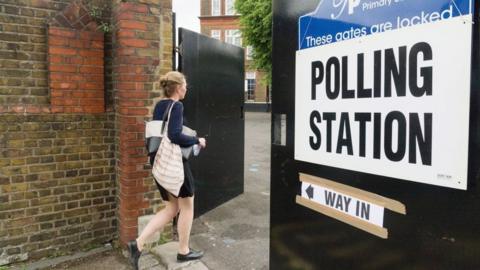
left=83, top=0, right=112, bottom=33
left=235, top=0, right=272, bottom=84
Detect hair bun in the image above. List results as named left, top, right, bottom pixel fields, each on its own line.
left=159, top=75, right=168, bottom=88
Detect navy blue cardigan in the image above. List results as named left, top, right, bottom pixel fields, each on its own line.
left=153, top=99, right=199, bottom=147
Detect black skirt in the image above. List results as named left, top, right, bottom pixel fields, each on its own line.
left=149, top=155, right=195, bottom=200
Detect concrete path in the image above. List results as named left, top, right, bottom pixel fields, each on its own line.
left=188, top=112, right=271, bottom=270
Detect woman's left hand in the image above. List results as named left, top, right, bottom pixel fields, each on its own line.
left=198, top=138, right=207, bottom=148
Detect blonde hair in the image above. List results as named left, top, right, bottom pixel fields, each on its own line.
left=159, top=71, right=185, bottom=97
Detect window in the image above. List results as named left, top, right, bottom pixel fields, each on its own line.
left=212, top=0, right=220, bottom=16
left=246, top=72, right=256, bottom=101
left=225, top=0, right=236, bottom=15
left=211, top=29, right=221, bottom=40
left=246, top=46, right=254, bottom=60
left=225, top=29, right=242, bottom=47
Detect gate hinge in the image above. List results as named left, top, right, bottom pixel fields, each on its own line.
left=175, top=43, right=183, bottom=56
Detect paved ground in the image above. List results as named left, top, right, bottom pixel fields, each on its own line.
left=186, top=112, right=271, bottom=270
left=11, top=112, right=270, bottom=270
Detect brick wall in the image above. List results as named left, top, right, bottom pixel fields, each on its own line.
left=0, top=1, right=68, bottom=114
left=0, top=1, right=115, bottom=265
left=47, top=0, right=106, bottom=114
left=0, top=113, right=116, bottom=264
left=0, top=0, right=174, bottom=266
left=48, top=26, right=105, bottom=114
left=112, top=0, right=172, bottom=247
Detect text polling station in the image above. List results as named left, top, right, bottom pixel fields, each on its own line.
left=295, top=0, right=474, bottom=189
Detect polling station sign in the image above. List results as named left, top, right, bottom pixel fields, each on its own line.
left=294, top=0, right=474, bottom=190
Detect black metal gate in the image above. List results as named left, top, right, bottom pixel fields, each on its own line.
left=271, top=1, right=480, bottom=269
left=178, top=28, right=245, bottom=217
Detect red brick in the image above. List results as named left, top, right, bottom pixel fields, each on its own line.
left=51, top=106, right=64, bottom=113
left=49, top=65, right=77, bottom=73
left=68, top=39, right=88, bottom=48
left=71, top=92, right=85, bottom=98
left=119, top=100, right=146, bottom=107
left=49, top=47, right=77, bottom=55
left=119, top=108, right=148, bottom=116
left=117, top=91, right=149, bottom=99
left=119, top=132, right=137, bottom=141
left=79, top=31, right=104, bottom=41
left=117, top=56, right=149, bottom=65
left=80, top=91, right=102, bottom=99
left=123, top=171, right=149, bottom=179
left=118, top=20, right=147, bottom=31
left=48, top=37, right=68, bottom=46
left=83, top=58, right=103, bottom=65
left=84, top=106, right=104, bottom=113
left=65, top=56, right=84, bottom=65
left=78, top=82, right=103, bottom=90
left=117, top=48, right=135, bottom=56
left=11, top=105, right=25, bottom=113
left=79, top=66, right=103, bottom=74
left=50, top=73, right=85, bottom=82
left=49, top=55, right=64, bottom=63
left=116, top=12, right=135, bottom=21
left=49, top=27, right=76, bottom=38
left=51, top=91, right=64, bottom=97
left=116, top=82, right=135, bottom=90
left=119, top=226, right=140, bottom=241
left=71, top=106, right=85, bottom=113
left=116, top=29, right=136, bottom=38
left=91, top=41, right=103, bottom=49
left=49, top=73, right=65, bottom=81
left=121, top=75, right=149, bottom=82
left=50, top=82, right=77, bottom=90
left=119, top=196, right=147, bottom=209
left=26, top=105, right=49, bottom=114
left=119, top=38, right=148, bottom=48
left=120, top=3, right=148, bottom=14
left=79, top=50, right=103, bottom=57
left=79, top=98, right=103, bottom=106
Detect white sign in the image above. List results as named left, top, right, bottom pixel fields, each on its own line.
left=301, top=182, right=385, bottom=227
left=295, top=3, right=473, bottom=190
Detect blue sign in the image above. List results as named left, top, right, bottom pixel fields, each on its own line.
left=299, top=0, right=474, bottom=50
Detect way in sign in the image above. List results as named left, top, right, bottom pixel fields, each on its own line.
left=303, top=183, right=384, bottom=226
left=324, top=189, right=370, bottom=220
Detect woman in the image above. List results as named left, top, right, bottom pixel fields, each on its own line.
left=128, top=71, right=207, bottom=270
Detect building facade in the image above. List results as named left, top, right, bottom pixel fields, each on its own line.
left=199, top=0, right=268, bottom=103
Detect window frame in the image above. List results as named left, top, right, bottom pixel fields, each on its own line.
left=225, top=29, right=242, bottom=47
left=211, top=29, right=221, bottom=40
left=211, top=0, right=221, bottom=16
left=225, top=0, right=236, bottom=15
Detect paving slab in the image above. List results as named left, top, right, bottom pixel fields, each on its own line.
left=150, top=242, right=208, bottom=270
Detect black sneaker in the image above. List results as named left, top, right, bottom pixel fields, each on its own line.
left=128, top=240, right=142, bottom=270
left=177, top=249, right=204, bottom=262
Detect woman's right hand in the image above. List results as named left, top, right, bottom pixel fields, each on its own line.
left=198, top=138, right=206, bottom=148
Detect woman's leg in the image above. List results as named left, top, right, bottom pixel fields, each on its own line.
left=177, top=196, right=194, bottom=254
left=136, top=194, right=179, bottom=251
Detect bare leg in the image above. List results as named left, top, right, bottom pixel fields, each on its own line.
left=136, top=195, right=179, bottom=251
left=177, top=196, right=194, bottom=254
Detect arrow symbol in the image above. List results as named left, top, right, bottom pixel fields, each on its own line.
left=306, top=185, right=314, bottom=199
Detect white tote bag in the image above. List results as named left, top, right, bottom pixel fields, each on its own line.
left=152, top=102, right=184, bottom=196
